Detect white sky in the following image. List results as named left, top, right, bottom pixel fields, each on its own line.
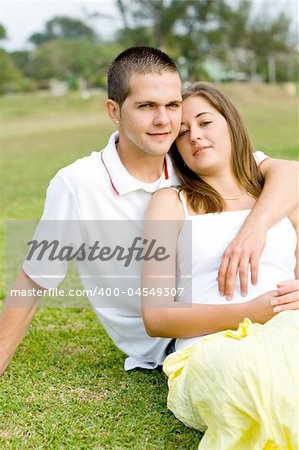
left=0, top=0, right=123, bottom=50
left=0, top=0, right=298, bottom=51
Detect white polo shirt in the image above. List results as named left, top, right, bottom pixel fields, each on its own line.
left=23, top=132, right=268, bottom=370
left=23, top=132, right=180, bottom=370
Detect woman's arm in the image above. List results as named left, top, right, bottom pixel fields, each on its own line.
left=141, top=188, right=289, bottom=339
left=218, top=159, right=299, bottom=299
left=143, top=293, right=277, bottom=338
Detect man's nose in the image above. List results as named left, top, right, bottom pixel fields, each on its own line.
left=153, top=108, right=170, bottom=126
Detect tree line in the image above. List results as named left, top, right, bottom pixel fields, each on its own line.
left=0, top=0, right=297, bottom=94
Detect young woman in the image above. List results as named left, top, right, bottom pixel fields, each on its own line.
left=142, top=83, right=298, bottom=449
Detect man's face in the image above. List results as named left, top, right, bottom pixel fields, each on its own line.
left=117, top=72, right=182, bottom=157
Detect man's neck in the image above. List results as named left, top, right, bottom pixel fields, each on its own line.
left=116, top=143, right=165, bottom=183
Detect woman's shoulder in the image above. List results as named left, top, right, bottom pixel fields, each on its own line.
left=146, top=187, right=184, bottom=220
left=153, top=186, right=180, bottom=200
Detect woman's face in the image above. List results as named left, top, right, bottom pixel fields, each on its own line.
left=176, top=95, right=232, bottom=177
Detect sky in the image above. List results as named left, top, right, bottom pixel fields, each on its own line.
left=0, top=0, right=123, bottom=50
left=0, top=0, right=298, bottom=51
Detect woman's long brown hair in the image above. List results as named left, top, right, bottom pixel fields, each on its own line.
left=170, top=83, right=264, bottom=213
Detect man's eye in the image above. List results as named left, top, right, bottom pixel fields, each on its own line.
left=168, top=103, right=180, bottom=109
left=139, top=104, right=152, bottom=109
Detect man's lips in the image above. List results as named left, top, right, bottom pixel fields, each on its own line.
left=147, top=132, right=171, bottom=137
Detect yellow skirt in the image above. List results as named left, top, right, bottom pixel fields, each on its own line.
left=163, top=311, right=299, bottom=450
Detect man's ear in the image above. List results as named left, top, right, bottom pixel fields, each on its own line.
left=106, top=99, right=121, bottom=125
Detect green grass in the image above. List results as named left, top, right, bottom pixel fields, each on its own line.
left=0, top=308, right=200, bottom=449
left=0, top=85, right=298, bottom=449
left=218, top=83, right=298, bottom=158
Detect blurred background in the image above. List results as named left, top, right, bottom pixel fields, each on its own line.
left=0, top=0, right=298, bottom=222
left=0, top=4, right=298, bottom=446
left=1, top=0, right=298, bottom=91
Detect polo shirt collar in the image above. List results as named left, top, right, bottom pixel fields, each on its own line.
left=101, top=132, right=176, bottom=195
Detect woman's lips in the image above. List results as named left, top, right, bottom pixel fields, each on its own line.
left=193, top=145, right=211, bottom=155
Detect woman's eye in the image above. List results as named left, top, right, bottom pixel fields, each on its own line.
left=200, top=121, right=212, bottom=127
left=178, top=130, right=188, bottom=137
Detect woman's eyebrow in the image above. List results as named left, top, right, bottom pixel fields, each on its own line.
left=181, top=111, right=213, bottom=125
left=195, top=111, right=213, bottom=119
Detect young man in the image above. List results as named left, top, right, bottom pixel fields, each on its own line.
left=0, top=47, right=298, bottom=374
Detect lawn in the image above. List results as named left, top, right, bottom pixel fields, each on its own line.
left=0, top=84, right=298, bottom=449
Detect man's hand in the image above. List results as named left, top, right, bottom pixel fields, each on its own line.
left=218, top=222, right=267, bottom=300
left=218, top=158, right=298, bottom=300
left=270, top=279, right=299, bottom=313
left=0, top=272, right=41, bottom=376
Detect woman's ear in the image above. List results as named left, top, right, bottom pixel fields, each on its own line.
left=106, top=99, right=120, bottom=125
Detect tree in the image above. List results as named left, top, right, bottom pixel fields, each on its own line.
left=0, top=23, right=6, bottom=40
left=116, top=0, right=187, bottom=48
left=21, top=39, right=121, bottom=88
left=116, top=0, right=227, bottom=80
left=115, top=0, right=297, bottom=82
left=247, top=10, right=294, bottom=81
left=0, top=49, right=23, bottom=94
left=29, top=16, right=97, bottom=46
left=10, top=51, right=31, bottom=76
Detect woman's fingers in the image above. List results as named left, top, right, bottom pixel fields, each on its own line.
left=271, top=288, right=299, bottom=312
left=276, top=279, right=299, bottom=295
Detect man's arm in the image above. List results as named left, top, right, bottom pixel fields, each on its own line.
left=270, top=206, right=299, bottom=312
left=218, top=158, right=299, bottom=299
left=0, top=272, right=43, bottom=375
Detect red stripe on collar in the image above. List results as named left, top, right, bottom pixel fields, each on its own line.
left=101, top=152, right=120, bottom=196
left=101, top=152, right=169, bottom=195
left=163, top=157, right=169, bottom=180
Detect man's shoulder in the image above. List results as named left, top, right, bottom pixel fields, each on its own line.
left=53, top=133, right=117, bottom=184
left=54, top=150, right=104, bottom=183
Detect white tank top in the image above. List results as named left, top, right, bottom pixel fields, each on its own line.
left=175, top=191, right=297, bottom=350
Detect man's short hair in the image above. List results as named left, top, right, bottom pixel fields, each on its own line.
left=107, top=46, right=180, bottom=107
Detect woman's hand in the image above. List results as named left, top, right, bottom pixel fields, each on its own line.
left=247, top=281, right=298, bottom=324
left=270, top=279, right=299, bottom=312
